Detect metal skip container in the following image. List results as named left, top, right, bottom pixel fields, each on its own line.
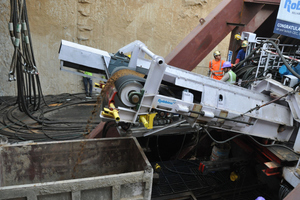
left=0, top=137, right=153, bottom=200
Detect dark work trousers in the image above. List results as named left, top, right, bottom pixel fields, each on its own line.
left=83, top=77, right=93, bottom=95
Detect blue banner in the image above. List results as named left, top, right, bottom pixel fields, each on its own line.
left=274, top=0, right=300, bottom=39
left=274, top=19, right=300, bottom=39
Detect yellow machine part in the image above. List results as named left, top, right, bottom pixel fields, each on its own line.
left=101, top=103, right=120, bottom=121
left=139, top=113, right=157, bottom=129
left=154, top=163, right=161, bottom=172
left=230, top=171, right=239, bottom=181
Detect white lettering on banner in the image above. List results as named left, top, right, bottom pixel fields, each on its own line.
left=277, top=23, right=300, bottom=31
left=275, top=0, right=300, bottom=39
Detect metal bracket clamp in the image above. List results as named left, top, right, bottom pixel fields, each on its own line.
left=129, top=91, right=142, bottom=105
left=101, top=103, right=120, bottom=122
left=100, top=91, right=121, bottom=121
left=129, top=89, right=145, bottom=111
left=139, top=113, right=157, bottom=129
left=8, top=73, right=14, bottom=82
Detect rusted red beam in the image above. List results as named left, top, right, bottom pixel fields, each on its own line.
left=229, top=4, right=277, bottom=62
left=87, top=121, right=106, bottom=139
left=87, top=121, right=120, bottom=139
left=165, top=0, right=274, bottom=71
left=165, top=0, right=242, bottom=70
left=243, top=5, right=277, bottom=32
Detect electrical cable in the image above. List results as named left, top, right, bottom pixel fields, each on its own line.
left=0, top=93, right=99, bottom=142
left=202, top=124, right=299, bottom=155
left=247, top=135, right=300, bottom=155
left=239, top=40, right=300, bottom=86
left=7, top=0, right=56, bottom=126
left=231, top=92, right=290, bottom=120
left=156, top=135, right=197, bottom=176
left=202, top=127, right=242, bottom=144
left=235, top=45, right=262, bottom=69
left=174, top=133, right=187, bottom=159
left=41, top=121, right=84, bottom=141
left=264, top=40, right=300, bottom=80
left=0, top=134, right=9, bottom=144
left=155, top=133, right=232, bottom=187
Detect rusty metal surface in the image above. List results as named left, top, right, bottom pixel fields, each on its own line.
left=165, top=0, right=278, bottom=71
left=267, top=146, right=299, bottom=162
left=87, top=121, right=106, bottom=138
left=0, top=171, right=152, bottom=200
left=87, top=121, right=120, bottom=139
left=190, top=104, right=202, bottom=118
left=243, top=5, right=277, bottom=32
left=0, top=137, right=150, bottom=187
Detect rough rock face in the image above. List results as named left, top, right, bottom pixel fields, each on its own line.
left=0, top=0, right=229, bottom=96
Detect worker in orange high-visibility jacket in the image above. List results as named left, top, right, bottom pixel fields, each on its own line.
left=208, top=50, right=225, bottom=80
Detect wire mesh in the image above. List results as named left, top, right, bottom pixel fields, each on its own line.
left=151, top=160, right=277, bottom=200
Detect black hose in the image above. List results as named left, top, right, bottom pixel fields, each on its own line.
left=0, top=93, right=99, bottom=142
left=102, top=121, right=116, bottom=138
left=8, top=0, right=44, bottom=119
left=263, top=40, right=300, bottom=79
left=235, top=45, right=262, bottom=69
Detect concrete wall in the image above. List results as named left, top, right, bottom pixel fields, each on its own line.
left=0, top=0, right=230, bottom=96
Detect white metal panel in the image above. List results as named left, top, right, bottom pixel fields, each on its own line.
left=59, top=40, right=111, bottom=71
left=283, top=167, right=300, bottom=188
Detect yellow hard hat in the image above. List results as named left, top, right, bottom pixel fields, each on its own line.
left=213, top=50, right=221, bottom=57
left=241, top=40, right=248, bottom=48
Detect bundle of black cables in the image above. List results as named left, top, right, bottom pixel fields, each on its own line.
left=234, top=40, right=300, bottom=89
left=8, top=0, right=43, bottom=118
left=4, top=1, right=99, bottom=143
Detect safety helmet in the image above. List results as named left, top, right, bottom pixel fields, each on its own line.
left=222, top=61, right=232, bottom=69
left=241, top=40, right=248, bottom=48
left=213, top=50, right=221, bottom=57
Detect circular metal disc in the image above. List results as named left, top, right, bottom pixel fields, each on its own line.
left=119, top=81, right=143, bottom=107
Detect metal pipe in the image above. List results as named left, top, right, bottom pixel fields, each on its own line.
left=189, top=110, right=253, bottom=125
left=143, top=119, right=186, bottom=137
left=140, top=45, right=155, bottom=59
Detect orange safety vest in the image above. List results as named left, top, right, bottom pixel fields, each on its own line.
left=209, top=60, right=225, bottom=80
